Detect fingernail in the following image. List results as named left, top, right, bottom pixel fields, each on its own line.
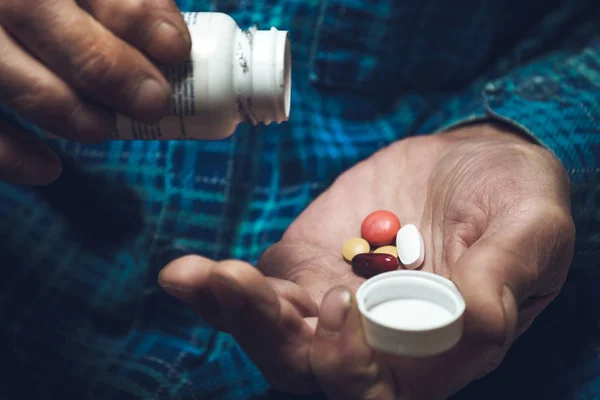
left=130, top=77, right=170, bottom=121
left=501, top=285, right=518, bottom=347
left=318, top=287, right=352, bottom=334
left=145, top=21, right=191, bottom=60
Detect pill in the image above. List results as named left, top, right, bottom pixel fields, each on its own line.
left=373, top=245, right=398, bottom=257
left=361, top=210, right=401, bottom=247
left=352, top=253, right=400, bottom=278
left=396, top=224, right=424, bottom=269
left=342, top=237, right=371, bottom=262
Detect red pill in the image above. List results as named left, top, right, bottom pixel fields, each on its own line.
left=352, top=253, right=400, bottom=278
left=361, top=210, right=401, bottom=247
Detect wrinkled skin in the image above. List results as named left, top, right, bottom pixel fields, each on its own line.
left=0, top=0, right=191, bottom=184
left=160, top=123, right=575, bottom=400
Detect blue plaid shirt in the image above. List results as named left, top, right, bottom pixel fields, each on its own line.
left=1, top=0, right=600, bottom=399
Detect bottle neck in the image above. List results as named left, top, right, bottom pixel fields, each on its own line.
left=235, top=27, right=291, bottom=126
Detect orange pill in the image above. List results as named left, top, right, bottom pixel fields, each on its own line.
left=361, top=210, right=401, bottom=247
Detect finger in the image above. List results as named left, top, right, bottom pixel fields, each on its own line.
left=311, top=287, right=395, bottom=400
left=157, top=255, right=222, bottom=327
left=158, top=255, right=319, bottom=327
left=79, top=0, right=191, bottom=63
left=3, top=1, right=170, bottom=122
left=450, top=205, right=575, bottom=346
left=0, top=120, right=61, bottom=185
left=209, top=266, right=317, bottom=392
left=159, top=255, right=284, bottom=335
left=0, top=27, right=114, bottom=141
left=267, top=277, right=319, bottom=318
left=159, top=255, right=317, bottom=393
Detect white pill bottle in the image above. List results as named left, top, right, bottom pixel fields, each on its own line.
left=114, top=12, right=291, bottom=140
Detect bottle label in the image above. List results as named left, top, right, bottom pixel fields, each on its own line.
left=166, top=12, right=197, bottom=118
left=111, top=12, right=204, bottom=140
left=165, top=62, right=195, bottom=118
left=113, top=56, right=194, bottom=139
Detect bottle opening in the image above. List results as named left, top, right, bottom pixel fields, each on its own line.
left=357, top=270, right=465, bottom=331
left=249, top=28, right=291, bottom=125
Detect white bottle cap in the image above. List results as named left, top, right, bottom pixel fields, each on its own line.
left=250, top=27, right=291, bottom=125
left=356, top=270, right=466, bottom=357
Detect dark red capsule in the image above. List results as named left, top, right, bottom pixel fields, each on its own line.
left=352, top=253, right=400, bottom=278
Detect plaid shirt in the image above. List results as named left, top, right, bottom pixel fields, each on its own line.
left=1, top=0, right=600, bottom=398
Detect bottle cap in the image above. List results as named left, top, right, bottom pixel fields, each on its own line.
left=356, top=270, right=466, bottom=357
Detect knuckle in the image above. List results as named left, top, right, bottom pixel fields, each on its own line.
left=526, top=202, right=575, bottom=284
left=494, top=142, right=544, bottom=174
left=2, top=0, right=54, bottom=31
left=556, top=209, right=575, bottom=239
left=72, top=44, right=118, bottom=90
left=11, top=79, right=59, bottom=114
left=11, top=91, right=44, bottom=115
left=548, top=155, right=573, bottom=195
left=218, top=259, right=254, bottom=275
left=538, top=203, right=575, bottom=239
left=505, top=140, right=537, bottom=155
left=120, top=0, right=147, bottom=17
left=219, top=260, right=248, bottom=274
left=211, top=260, right=257, bottom=284
left=547, top=206, right=576, bottom=264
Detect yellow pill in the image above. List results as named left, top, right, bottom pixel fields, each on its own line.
left=342, top=238, right=370, bottom=262
left=373, top=245, right=398, bottom=257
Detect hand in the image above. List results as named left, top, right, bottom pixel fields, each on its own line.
left=0, top=0, right=190, bottom=185
left=159, top=123, right=575, bottom=399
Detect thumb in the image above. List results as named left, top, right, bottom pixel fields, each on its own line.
left=450, top=207, right=574, bottom=348
left=451, top=239, right=520, bottom=350
left=310, top=287, right=395, bottom=400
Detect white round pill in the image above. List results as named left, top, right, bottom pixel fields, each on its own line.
left=396, top=224, right=424, bottom=269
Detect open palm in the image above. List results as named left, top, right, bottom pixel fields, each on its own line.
left=159, top=123, right=574, bottom=399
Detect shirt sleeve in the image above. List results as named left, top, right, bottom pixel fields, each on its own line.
left=464, top=36, right=600, bottom=169
left=414, top=5, right=600, bottom=265
left=422, top=9, right=600, bottom=169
